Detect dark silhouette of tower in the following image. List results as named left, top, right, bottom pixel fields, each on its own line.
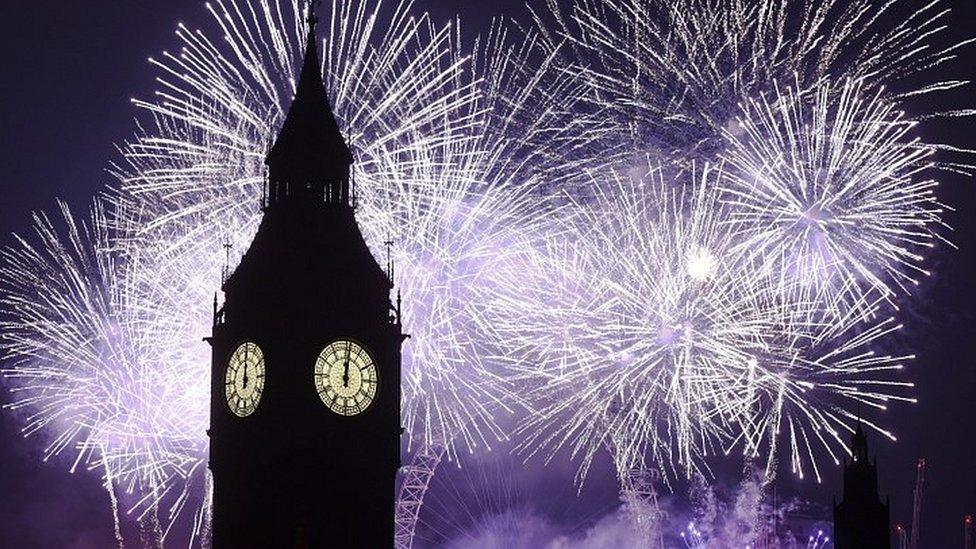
left=833, top=423, right=891, bottom=549
left=207, top=4, right=402, bottom=547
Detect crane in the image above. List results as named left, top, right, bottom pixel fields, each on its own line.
left=909, top=458, right=925, bottom=549
left=894, top=523, right=907, bottom=549
left=964, top=515, right=973, bottom=549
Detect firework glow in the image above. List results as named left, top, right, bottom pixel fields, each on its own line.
left=719, top=79, right=945, bottom=323
left=500, top=0, right=968, bottom=482
left=0, top=0, right=973, bottom=547
left=528, top=0, right=975, bottom=161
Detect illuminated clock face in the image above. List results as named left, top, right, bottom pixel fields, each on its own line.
left=225, top=342, right=265, bottom=417
left=314, top=340, right=378, bottom=416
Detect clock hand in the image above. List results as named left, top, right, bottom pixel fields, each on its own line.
left=342, top=343, right=352, bottom=388
left=242, top=346, right=249, bottom=389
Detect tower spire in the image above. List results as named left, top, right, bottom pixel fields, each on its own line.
left=306, top=0, right=319, bottom=35
left=265, top=0, right=352, bottom=207
left=851, top=405, right=869, bottom=463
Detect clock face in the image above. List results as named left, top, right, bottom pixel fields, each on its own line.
left=314, top=340, right=378, bottom=416
left=225, top=342, right=265, bottom=417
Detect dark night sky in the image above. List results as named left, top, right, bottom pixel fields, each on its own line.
left=0, top=1, right=974, bottom=547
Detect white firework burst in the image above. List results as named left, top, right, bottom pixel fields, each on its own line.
left=0, top=199, right=205, bottom=541
left=495, top=157, right=799, bottom=484
left=729, top=310, right=915, bottom=484
left=113, top=0, right=497, bottom=463
left=719, top=79, right=946, bottom=323
left=529, top=0, right=973, bottom=160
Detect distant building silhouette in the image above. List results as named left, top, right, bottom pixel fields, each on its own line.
left=833, top=423, right=891, bottom=549
left=206, top=3, right=403, bottom=547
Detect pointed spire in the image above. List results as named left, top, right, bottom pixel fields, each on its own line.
left=852, top=420, right=869, bottom=463
left=265, top=0, right=353, bottom=207
left=306, top=0, right=319, bottom=34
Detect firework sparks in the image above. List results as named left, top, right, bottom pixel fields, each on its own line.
left=719, top=79, right=945, bottom=323
left=494, top=0, right=968, bottom=498
left=492, top=158, right=798, bottom=484
left=529, top=0, right=973, bottom=160
left=729, top=311, right=916, bottom=484
left=0, top=199, right=204, bottom=536
left=497, top=146, right=923, bottom=493
left=378, top=16, right=603, bottom=547
left=112, top=0, right=557, bottom=464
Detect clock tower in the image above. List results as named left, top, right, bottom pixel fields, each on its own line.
left=207, top=5, right=403, bottom=547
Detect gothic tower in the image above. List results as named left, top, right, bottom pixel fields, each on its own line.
left=207, top=6, right=403, bottom=547
left=833, top=423, right=891, bottom=549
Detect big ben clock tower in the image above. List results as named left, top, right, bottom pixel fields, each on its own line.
left=207, top=4, right=402, bottom=547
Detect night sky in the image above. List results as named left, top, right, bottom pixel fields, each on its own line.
left=1, top=1, right=974, bottom=547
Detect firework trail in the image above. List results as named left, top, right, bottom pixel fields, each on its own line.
left=412, top=452, right=533, bottom=548
left=719, top=79, right=946, bottom=324
left=729, top=310, right=915, bottom=484
left=0, top=199, right=205, bottom=542
left=408, top=444, right=610, bottom=549
left=490, top=157, right=795, bottom=485
left=680, top=522, right=707, bottom=548
left=684, top=470, right=833, bottom=548
left=807, top=529, right=831, bottom=548
left=529, top=0, right=974, bottom=161
left=499, top=0, right=968, bottom=498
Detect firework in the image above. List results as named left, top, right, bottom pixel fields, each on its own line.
left=0, top=199, right=207, bottom=541
left=496, top=0, right=967, bottom=500
left=729, top=311, right=915, bottom=484
left=0, top=201, right=127, bottom=470
left=0, top=199, right=201, bottom=480
left=112, top=0, right=561, bottom=463
left=528, top=0, right=972, bottom=161
left=491, top=157, right=795, bottom=484
left=497, top=148, right=919, bottom=493
left=383, top=16, right=602, bottom=547
left=719, top=79, right=945, bottom=324
left=363, top=124, right=532, bottom=457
